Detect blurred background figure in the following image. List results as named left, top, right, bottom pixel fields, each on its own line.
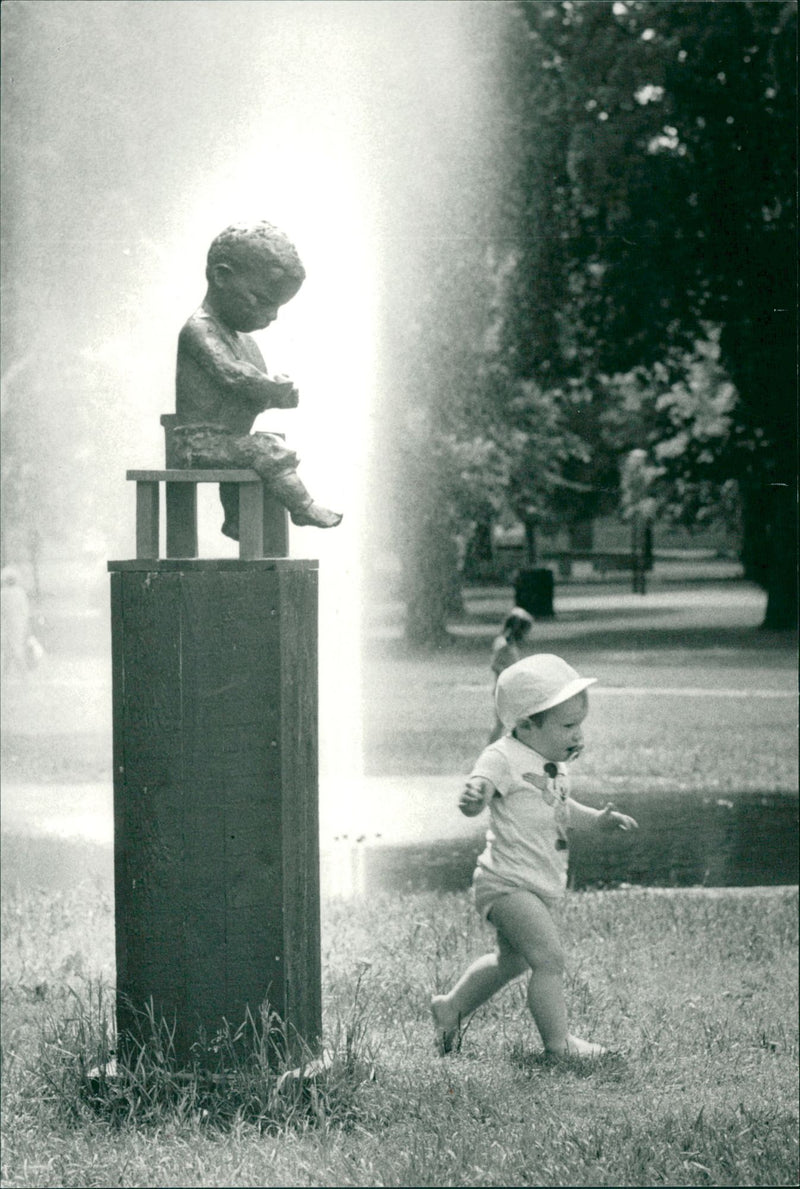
left=488, top=606, right=534, bottom=742
left=1, top=566, right=32, bottom=679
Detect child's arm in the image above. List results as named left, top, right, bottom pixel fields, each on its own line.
left=459, top=777, right=495, bottom=817
left=567, top=799, right=638, bottom=833
left=180, top=318, right=299, bottom=411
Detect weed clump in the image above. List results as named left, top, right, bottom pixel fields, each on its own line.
left=26, top=978, right=377, bottom=1136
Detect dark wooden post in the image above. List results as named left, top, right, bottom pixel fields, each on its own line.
left=165, top=484, right=198, bottom=558
left=135, top=482, right=160, bottom=559
left=108, top=555, right=321, bottom=1066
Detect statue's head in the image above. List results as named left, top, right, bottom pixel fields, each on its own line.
left=205, top=221, right=306, bottom=333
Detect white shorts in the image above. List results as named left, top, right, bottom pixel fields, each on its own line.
left=472, top=865, right=565, bottom=923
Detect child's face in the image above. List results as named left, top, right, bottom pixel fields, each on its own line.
left=211, top=260, right=301, bottom=333
left=515, top=691, right=589, bottom=763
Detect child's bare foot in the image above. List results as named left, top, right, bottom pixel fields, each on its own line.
left=431, top=996, right=460, bottom=1056
left=290, top=501, right=342, bottom=528
left=548, top=1033, right=608, bottom=1059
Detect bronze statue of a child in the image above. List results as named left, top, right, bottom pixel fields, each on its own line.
left=173, top=221, right=342, bottom=538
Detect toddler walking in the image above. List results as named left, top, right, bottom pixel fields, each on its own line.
left=431, top=653, right=637, bottom=1059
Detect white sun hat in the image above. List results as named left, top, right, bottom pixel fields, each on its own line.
left=495, top=653, right=597, bottom=728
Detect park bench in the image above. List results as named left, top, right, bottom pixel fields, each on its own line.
left=495, top=545, right=650, bottom=593
left=541, top=550, right=650, bottom=592
left=543, top=550, right=639, bottom=576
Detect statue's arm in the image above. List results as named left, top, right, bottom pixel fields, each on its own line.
left=179, top=319, right=298, bottom=411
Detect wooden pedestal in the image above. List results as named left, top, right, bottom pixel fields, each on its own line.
left=107, top=558, right=320, bottom=1066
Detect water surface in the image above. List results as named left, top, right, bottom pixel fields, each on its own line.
left=325, top=791, right=798, bottom=897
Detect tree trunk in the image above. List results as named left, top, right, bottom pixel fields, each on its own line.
left=523, top=518, right=538, bottom=567
left=403, top=517, right=461, bottom=646
left=568, top=519, right=594, bottom=550
left=740, top=482, right=771, bottom=586
left=463, top=517, right=493, bottom=579
left=762, top=483, right=798, bottom=630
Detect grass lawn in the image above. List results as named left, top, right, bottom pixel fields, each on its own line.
left=1, top=576, right=797, bottom=1186
left=362, top=582, right=798, bottom=793
left=1, top=874, right=798, bottom=1187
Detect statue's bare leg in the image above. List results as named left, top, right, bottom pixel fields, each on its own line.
left=270, top=471, right=342, bottom=528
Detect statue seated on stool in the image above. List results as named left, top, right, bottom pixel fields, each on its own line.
left=173, top=220, right=342, bottom=541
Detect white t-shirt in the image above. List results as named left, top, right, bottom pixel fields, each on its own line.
left=470, top=735, right=572, bottom=900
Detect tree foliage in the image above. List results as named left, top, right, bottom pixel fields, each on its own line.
left=393, top=0, right=797, bottom=638
left=507, top=0, right=797, bottom=626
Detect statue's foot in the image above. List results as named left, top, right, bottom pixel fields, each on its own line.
left=290, top=502, right=343, bottom=528
left=221, top=520, right=240, bottom=541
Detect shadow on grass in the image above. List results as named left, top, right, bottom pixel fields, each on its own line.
left=374, top=621, right=796, bottom=660
left=507, top=1043, right=630, bottom=1082
left=534, top=624, right=797, bottom=655
left=460, top=602, right=683, bottom=628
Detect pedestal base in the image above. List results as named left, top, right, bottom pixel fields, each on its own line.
left=108, top=558, right=320, bottom=1066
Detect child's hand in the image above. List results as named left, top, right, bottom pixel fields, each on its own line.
left=459, top=779, right=491, bottom=817
left=267, top=374, right=300, bottom=408
left=597, top=803, right=638, bottom=831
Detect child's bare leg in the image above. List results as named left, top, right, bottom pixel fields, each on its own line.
left=489, top=892, right=567, bottom=1051
left=489, top=891, right=606, bottom=1057
left=431, top=930, right=527, bottom=1052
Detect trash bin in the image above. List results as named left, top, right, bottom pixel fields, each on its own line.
left=514, top=567, right=555, bottom=620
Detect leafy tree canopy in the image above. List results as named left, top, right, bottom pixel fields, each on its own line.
left=502, top=0, right=797, bottom=625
